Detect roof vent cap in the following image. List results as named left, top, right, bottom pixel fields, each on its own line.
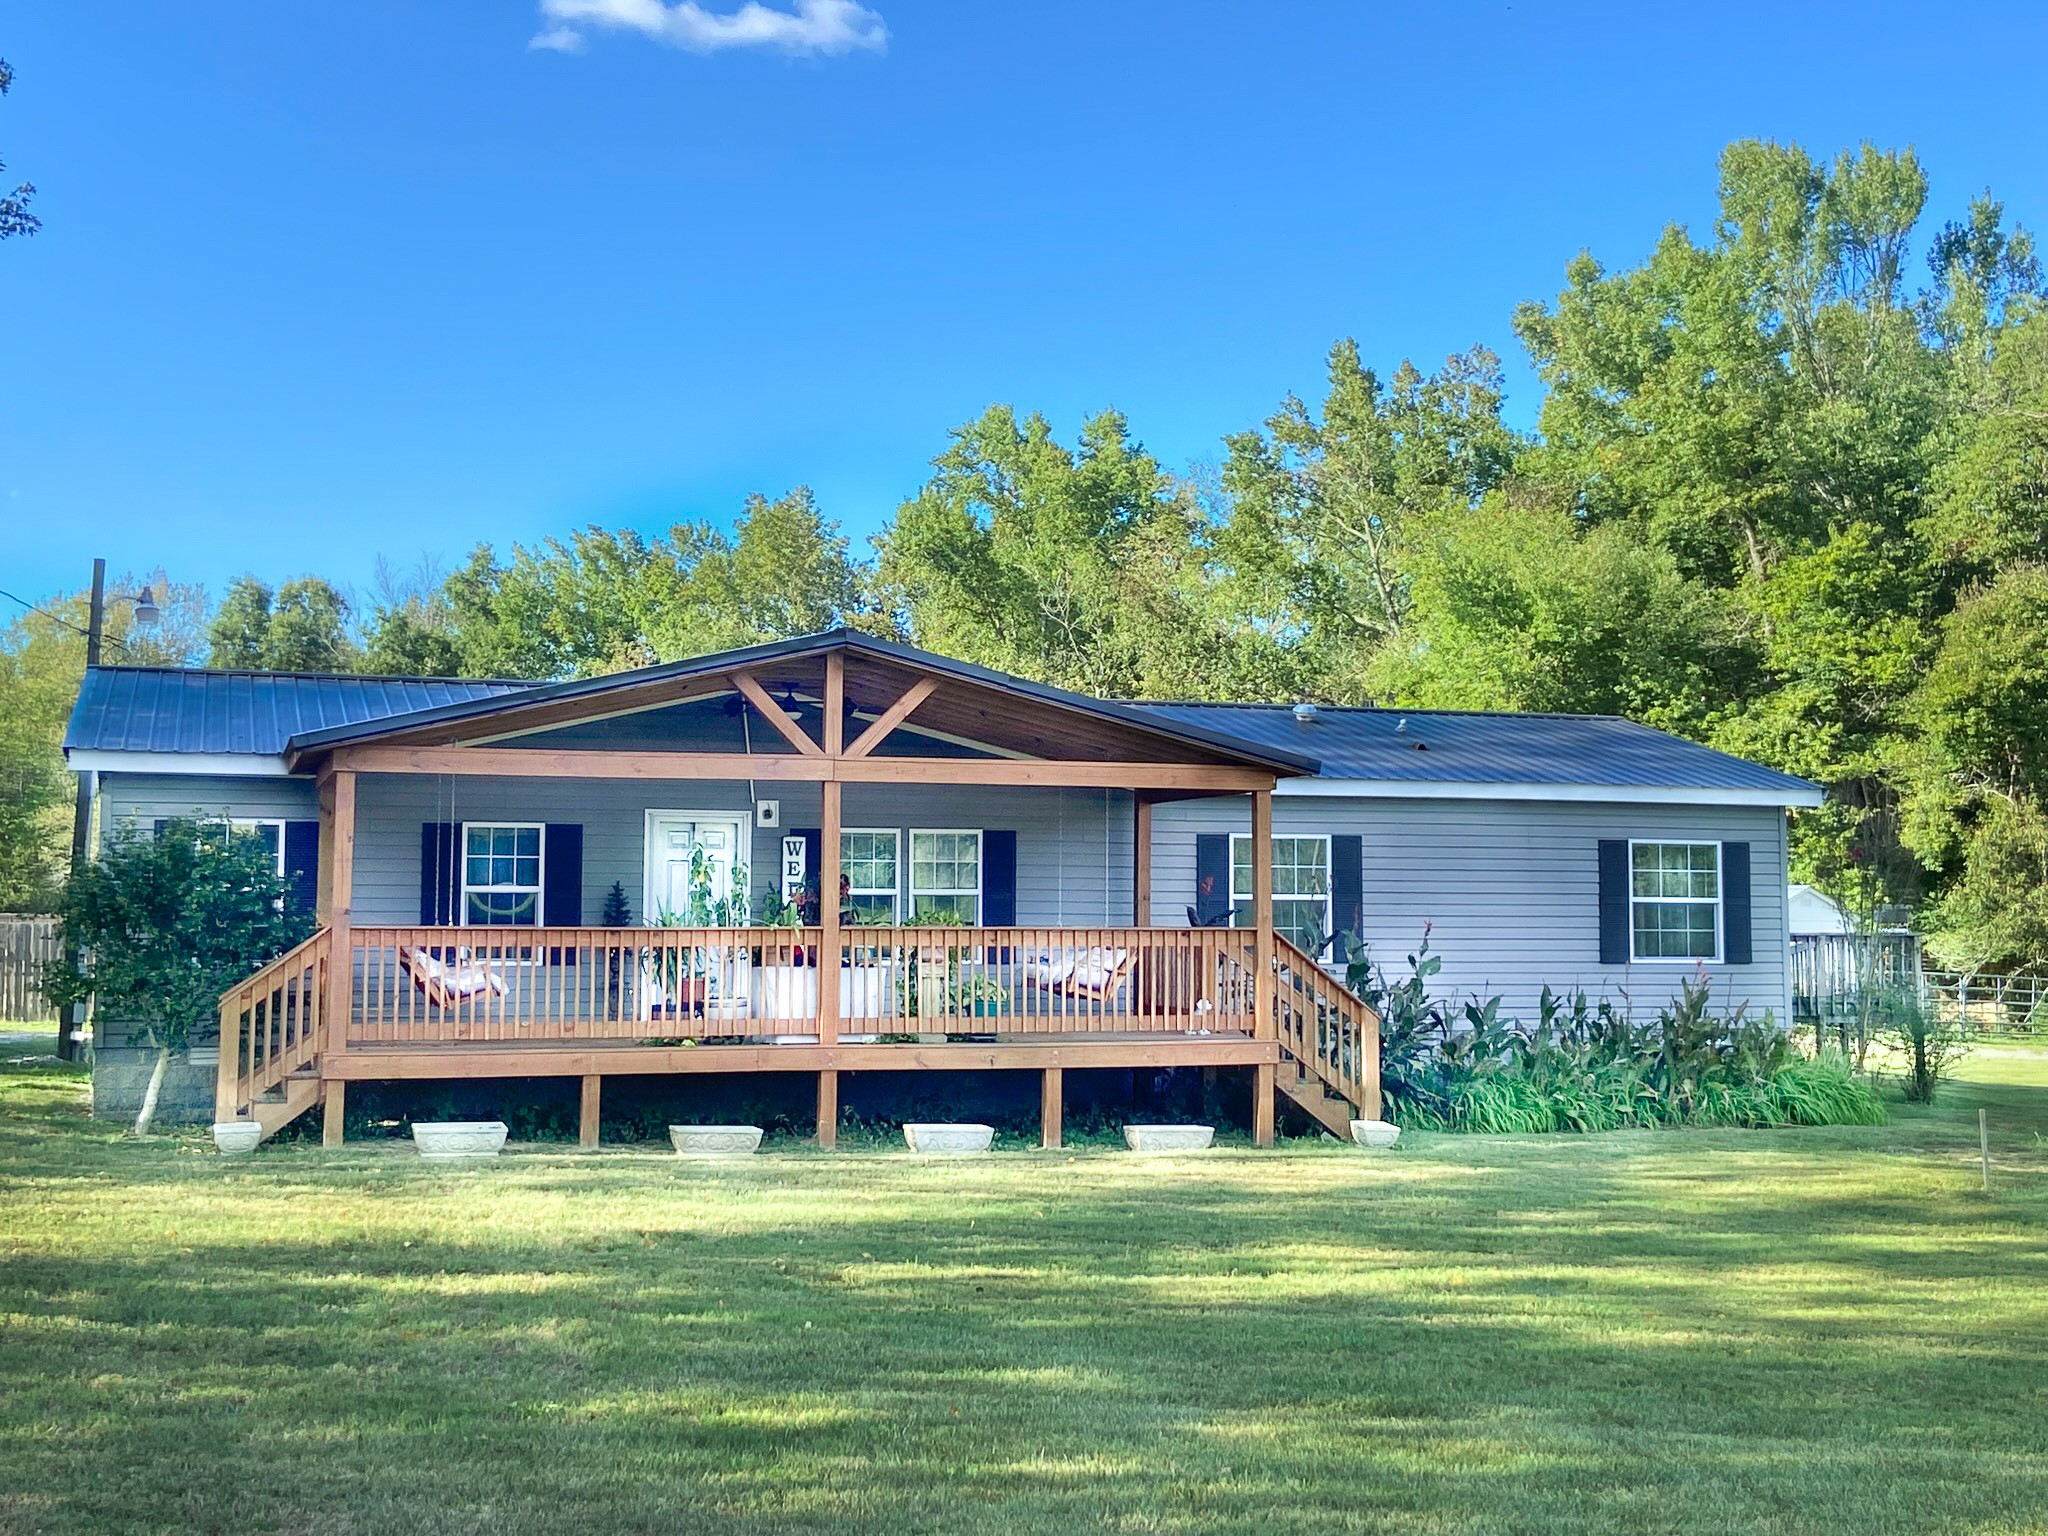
left=1292, top=702, right=1320, bottom=724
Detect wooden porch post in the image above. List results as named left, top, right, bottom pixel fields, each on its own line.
left=579, top=1074, right=602, bottom=1150
left=818, top=778, right=842, bottom=1046
left=323, top=769, right=355, bottom=1142
left=1252, top=787, right=1275, bottom=1147
left=816, top=1068, right=839, bottom=1149
left=817, top=650, right=844, bottom=1048
left=322, top=1079, right=346, bottom=1148
left=1133, top=795, right=1152, bottom=926
left=1041, top=1066, right=1064, bottom=1149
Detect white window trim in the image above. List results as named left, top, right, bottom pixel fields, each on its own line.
left=461, top=820, right=547, bottom=929
left=1627, top=838, right=1722, bottom=964
left=192, top=819, right=290, bottom=876
left=1229, top=832, right=1334, bottom=948
left=842, top=827, right=902, bottom=924
left=909, top=828, right=983, bottom=924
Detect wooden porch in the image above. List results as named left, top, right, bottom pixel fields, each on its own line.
left=213, top=632, right=1382, bottom=1148
left=218, top=922, right=1381, bottom=1147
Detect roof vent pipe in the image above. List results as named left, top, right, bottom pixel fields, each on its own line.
left=1292, top=702, right=1320, bottom=724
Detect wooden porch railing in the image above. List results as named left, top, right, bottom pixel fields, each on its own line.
left=1274, top=934, right=1382, bottom=1120
left=217, top=926, right=334, bottom=1118
left=338, top=924, right=1260, bottom=1044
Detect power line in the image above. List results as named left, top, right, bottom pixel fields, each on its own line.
left=0, top=584, right=135, bottom=657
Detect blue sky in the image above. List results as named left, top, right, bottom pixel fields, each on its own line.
left=5, top=1, right=2047, bottom=609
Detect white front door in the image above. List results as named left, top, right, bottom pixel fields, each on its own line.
left=644, top=812, right=749, bottom=923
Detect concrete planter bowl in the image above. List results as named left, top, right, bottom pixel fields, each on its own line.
left=1350, top=1119, right=1401, bottom=1149
left=669, top=1124, right=764, bottom=1156
left=1124, top=1124, right=1215, bottom=1153
left=411, top=1121, right=509, bottom=1160
left=903, top=1122, right=994, bottom=1155
left=212, top=1120, right=263, bottom=1155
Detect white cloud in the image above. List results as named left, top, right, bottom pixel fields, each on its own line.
left=532, top=0, right=887, bottom=56
left=528, top=24, right=588, bottom=52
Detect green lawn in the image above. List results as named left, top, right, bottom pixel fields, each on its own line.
left=2, top=1055, right=2044, bottom=1535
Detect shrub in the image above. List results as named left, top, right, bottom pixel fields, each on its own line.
left=1339, top=930, right=1887, bottom=1134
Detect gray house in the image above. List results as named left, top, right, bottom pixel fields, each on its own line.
left=64, top=630, right=1821, bottom=1142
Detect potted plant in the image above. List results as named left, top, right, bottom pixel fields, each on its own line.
left=752, top=886, right=817, bottom=1025
left=839, top=908, right=899, bottom=1028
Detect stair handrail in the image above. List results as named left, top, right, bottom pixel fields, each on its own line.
left=1272, top=933, right=1382, bottom=1120
left=216, top=926, right=333, bottom=1120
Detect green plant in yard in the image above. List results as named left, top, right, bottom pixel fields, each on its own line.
left=1339, top=928, right=1884, bottom=1132
left=42, top=817, right=310, bottom=1134
left=1877, top=982, right=1968, bottom=1103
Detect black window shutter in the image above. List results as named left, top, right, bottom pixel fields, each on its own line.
left=152, top=818, right=169, bottom=839
left=1722, top=841, right=1752, bottom=965
left=1330, top=834, right=1364, bottom=957
left=1597, top=839, right=1630, bottom=964
left=982, top=830, right=1017, bottom=926
left=544, top=824, right=584, bottom=926
left=420, top=822, right=459, bottom=925
left=283, top=820, right=320, bottom=918
left=1195, top=833, right=1231, bottom=925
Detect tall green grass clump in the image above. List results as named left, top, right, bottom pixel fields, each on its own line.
left=1342, top=929, right=1887, bottom=1134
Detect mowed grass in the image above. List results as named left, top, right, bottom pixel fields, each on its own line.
left=2, top=1053, right=2045, bottom=1535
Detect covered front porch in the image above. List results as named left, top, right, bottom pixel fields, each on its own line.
left=214, top=633, right=1380, bottom=1147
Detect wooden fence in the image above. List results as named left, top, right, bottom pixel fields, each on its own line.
left=0, top=915, right=60, bottom=1023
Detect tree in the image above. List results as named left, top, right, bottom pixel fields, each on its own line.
left=207, top=576, right=357, bottom=672
left=1362, top=489, right=1734, bottom=727
left=876, top=406, right=1260, bottom=697
left=1214, top=343, right=1519, bottom=698
left=44, top=820, right=310, bottom=1134
left=0, top=58, right=39, bottom=241
left=0, top=574, right=207, bottom=909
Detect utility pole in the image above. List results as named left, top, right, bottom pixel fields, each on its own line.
left=56, top=560, right=107, bottom=1062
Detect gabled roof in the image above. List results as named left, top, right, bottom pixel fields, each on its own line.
left=276, top=630, right=1323, bottom=774
left=62, top=635, right=1824, bottom=807
left=1133, top=702, right=1822, bottom=806
left=65, top=666, right=534, bottom=757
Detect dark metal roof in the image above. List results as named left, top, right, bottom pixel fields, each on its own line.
left=1132, top=702, right=1820, bottom=797
left=280, top=629, right=1325, bottom=775
left=65, top=667, right=536, bottom=757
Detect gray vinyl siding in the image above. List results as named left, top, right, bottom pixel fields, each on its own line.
left=92, top=772, right=318, bottom=841
left=348, top=775, right=1134, bottom=927
left=1149, top=794, right=1794, bottom=1026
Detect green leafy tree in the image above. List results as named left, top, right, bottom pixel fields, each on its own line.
left=0, top=57, right=38, bottom=240
left=207, top=576, right=358, bottom=672
left=1214, top=343, right=1519, bottom=698
left=877, top=406, right=1260, bottom=697
left=0, top=575, right=207, bottom=909
left=44, top=819, right=311, bottom=1134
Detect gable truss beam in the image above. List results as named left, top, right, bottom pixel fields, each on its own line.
left=844, top=676, right=938, bottom=758
left=730, top=671, right=823, bottom=757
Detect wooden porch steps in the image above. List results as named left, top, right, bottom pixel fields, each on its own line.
left=1274, top=1060, right=1358, bottom=1138
left=242, top=1071, right=323, bottom=1144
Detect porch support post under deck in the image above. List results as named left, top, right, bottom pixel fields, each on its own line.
left=322, top=1079, right=345, bottom=1147
left=816, top=1069, right=839, bottom=1149
left=818, top=778, right=842, bottom=1046
left=579, top=1074, right=601, bottom=1150
left=1041, top=1066, right=1063, bottom=1150
left=1252, top=788, right=1275, bottom=1147
left=1252, top=1063, right=1275, bottom=1147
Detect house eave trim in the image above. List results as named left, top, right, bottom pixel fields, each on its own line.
left=67, top=750, right=296, bottom=778
left=1275, top=776, right=1824, bottom=809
